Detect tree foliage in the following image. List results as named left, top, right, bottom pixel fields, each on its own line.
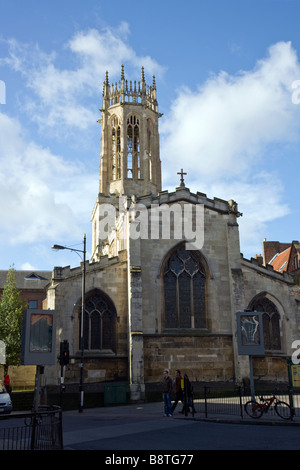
left=0, top=267, right=25, bottom=372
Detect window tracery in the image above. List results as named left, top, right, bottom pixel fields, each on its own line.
left=249, top=296, right=281, bottom=350
left=147, top=118, right=153, bottom=181
left=78, top=291, right=116, bottom=352
left=163, top=246, right=206, bottom=329
left=111, top=116, right=121, bottom=180
left=127, top=115, right=140, bottom=179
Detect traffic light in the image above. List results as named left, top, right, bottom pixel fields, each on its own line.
left=59, top=340, right=69, bottom=366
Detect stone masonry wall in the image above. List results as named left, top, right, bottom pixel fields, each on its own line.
left=44, top=252, right=129, bottom=386
left=143, top=334, right=234, bottom=383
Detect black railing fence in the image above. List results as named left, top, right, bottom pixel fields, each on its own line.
left=0, top=405, right=63, bottom=450
left=183, top=386, right=300, bottom=419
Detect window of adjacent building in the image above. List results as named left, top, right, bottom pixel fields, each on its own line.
left=78, top=290, right=116, bottom=352
left=250, top=296, right=281, bottom=350
left=163, top=246, right=206, bottom=329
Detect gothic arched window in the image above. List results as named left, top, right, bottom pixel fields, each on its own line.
left=249, top=296, right=281, bottom=351
left=127, top=115, right=140, bottom=179
left=111, top=116, right=121, bottom=180
left=147, top=118, right=153, bottom=181
left=78, top=290, right=116, bottom=352
left=163, top=246, right=206, bottom=329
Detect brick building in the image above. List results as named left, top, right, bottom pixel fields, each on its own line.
left=0, top=270, right=51, bottom=309
left=0, top=270, right=51, bottom=388
left=263, top=240, right=300, bottom=275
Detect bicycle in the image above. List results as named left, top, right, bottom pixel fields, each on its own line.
left=244, top=394, right=293, bottom=420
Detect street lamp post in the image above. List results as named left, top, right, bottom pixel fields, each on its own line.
left=52, top=234, right=86, bottom=413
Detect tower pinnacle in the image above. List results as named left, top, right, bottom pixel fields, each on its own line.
left=98, top=66, right=162, bottom=198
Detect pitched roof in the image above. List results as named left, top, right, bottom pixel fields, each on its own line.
left=269, top=247, right=291, bottom=273
left=0, top=270, right=51, bottom=290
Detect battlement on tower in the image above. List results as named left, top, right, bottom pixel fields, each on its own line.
left=102, top=65, right=159, bottom=112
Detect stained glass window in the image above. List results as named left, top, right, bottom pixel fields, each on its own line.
left=250, top=296, right=281, bottom=351
left=163, top=247, right=206, bottom=329
left=79, top=291, right=116, bottom=352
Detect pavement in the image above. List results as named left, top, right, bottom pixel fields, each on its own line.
left=61, top=400, right=300, bottom=449
left=179, top=403, right=300, bottom=427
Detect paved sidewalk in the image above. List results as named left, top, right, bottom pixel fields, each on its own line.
left=62, top=401, right=189, bottom=449
left=63, top=400, right=300, bottom=436
left=175, top=407, right=300, bottom=426
left=61, top=401, right=300, bottom=450
left=64, top=400, right=300, bottom=425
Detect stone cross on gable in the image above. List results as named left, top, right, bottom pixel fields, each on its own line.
left=177, top=168, right=187, bottom=187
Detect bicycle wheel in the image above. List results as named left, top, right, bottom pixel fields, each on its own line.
left=275, top=400, right=292, bottom=420
left=244, top=400, right=263, bottom=418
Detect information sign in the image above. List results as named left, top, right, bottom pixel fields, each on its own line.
left=21, top=309, right=56, bottom=365
left=236, top=311, right=264, bottom=355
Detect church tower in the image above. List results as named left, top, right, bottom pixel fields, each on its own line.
left=91, top=66, right=162, bottom=261
left=98, top=65, right=162, bottom=198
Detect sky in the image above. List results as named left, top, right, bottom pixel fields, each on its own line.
left=0, top=0, right=300, bottom=271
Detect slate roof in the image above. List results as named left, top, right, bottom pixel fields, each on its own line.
left=0, top=270, right=52, bottom=290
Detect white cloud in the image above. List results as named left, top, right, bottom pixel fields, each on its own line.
left=160, top=42, right=300, bottom=256
left=205, top=172, right=290, bottom=257
left=0, top=112, right=96, bottom=246
left=1, top=33, right=299, bottom=262
left=20, top=262, right=38, bottom=271
left=68, top=24, right=164, bottom=79
left=1, top=24, right=165, bottom=134
left=161, top=41, right=300, bottom=182
left=0, top=24, right=165, bottom=262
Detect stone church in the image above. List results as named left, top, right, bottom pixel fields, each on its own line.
left=44, top=66, right=300, bottom=401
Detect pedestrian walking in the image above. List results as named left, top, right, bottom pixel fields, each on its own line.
left=172, top=369, right=184, bottom=413
left=162, top=369, right=173, bottom=416
left=183, top=373, right=195, bottom=414
left=4, top=374, right=11, bottom=395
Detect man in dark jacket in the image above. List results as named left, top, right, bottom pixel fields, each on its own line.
left=162, top=370, right=173, bottom=416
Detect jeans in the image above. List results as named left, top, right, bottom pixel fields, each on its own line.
left=163, top=392, right=172, bottom=415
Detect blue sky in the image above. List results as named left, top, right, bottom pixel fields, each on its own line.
left=0, top=0, right=300, bottom=270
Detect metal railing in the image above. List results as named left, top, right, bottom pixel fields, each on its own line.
left=0, top=405, right=63, bottom=450
left=187, top=387, right=300, bottom=419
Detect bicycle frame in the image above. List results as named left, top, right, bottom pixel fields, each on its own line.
left=245, top=393, right=292, bottom=420
left=258, top=395, right=276, bottom=411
